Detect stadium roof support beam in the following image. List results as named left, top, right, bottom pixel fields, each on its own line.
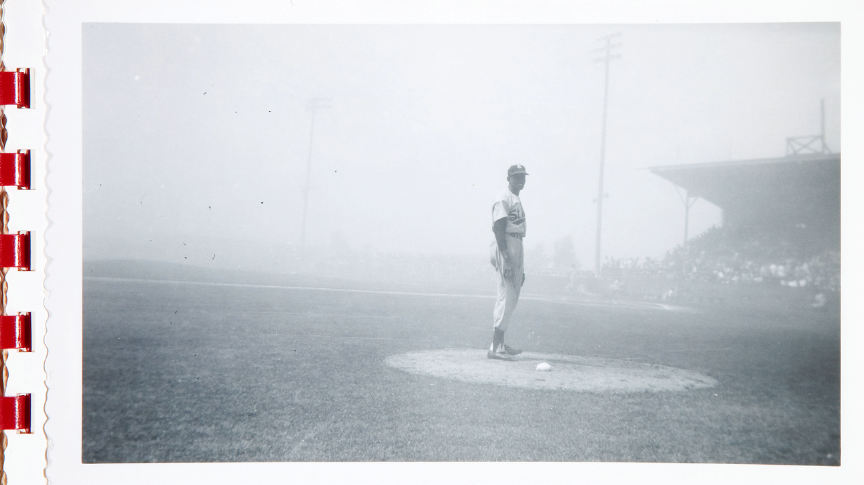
left=673, top=187, right=698, bottom=246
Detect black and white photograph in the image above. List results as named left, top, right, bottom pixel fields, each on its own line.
left=80, top=22, right=840, bottom=465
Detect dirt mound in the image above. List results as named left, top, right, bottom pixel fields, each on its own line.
left=386, top=349, right=718, bottom=393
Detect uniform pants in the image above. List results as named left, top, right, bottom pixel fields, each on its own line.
left=493, top=235, right=524, bottom=332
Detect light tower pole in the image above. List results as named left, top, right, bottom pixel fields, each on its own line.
left=592, top=33, right=621, bottom=276
left=300, top=97, right=331, bottom=248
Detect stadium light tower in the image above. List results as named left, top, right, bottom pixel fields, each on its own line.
left=592, top=33, right=621, bottom=276
left=300, top=97, right=331, bottom=248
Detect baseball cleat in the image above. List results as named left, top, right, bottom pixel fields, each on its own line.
left=500, top=344, right=522, bottom=356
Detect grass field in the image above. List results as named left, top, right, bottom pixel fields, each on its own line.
left=82, top=275, right=840, bottom=464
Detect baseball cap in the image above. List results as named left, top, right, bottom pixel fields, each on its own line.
left=507, top=164, right=529, bottom=176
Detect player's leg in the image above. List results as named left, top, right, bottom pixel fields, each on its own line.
left=489, top=270, right=511, bottom=359
left=489, top=266, right=507, bottom=357
left=489, top=273, right=522, bottom=358
left=498, top=277, right=522, bottom=355
left=498, top=238, right=524, bottom=355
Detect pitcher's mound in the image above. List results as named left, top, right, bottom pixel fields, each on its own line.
left=385, top=349, right=717, bottom=393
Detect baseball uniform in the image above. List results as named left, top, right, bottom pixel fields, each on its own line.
left=491, top=189, right=526, bottom=333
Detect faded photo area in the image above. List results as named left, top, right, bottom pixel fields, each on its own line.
left=83, top=24, right=840, bottom=463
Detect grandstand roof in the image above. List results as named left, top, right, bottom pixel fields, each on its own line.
left=648, top=153, right=840, bottom=228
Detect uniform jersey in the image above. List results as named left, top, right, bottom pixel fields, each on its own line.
left=491, top=190, right=526, bottom=236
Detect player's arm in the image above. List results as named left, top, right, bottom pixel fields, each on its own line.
left=493, top=217, right=508, bottom=254
left=491, top=199, right=513, bottom=277
left=491, top=198, right=510, bottom=255
left=493, top=217, right=513, bottom=279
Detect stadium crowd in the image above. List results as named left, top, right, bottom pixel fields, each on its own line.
left=601, top=225, right=840, bottom=304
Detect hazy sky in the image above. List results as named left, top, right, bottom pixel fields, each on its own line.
left=83, top=23, right=839, bottom=269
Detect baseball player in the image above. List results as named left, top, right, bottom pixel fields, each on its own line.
left=488, top=164, right=528, bottom=360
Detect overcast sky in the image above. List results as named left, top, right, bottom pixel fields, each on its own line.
left=83, top=23, right=840, bottom=269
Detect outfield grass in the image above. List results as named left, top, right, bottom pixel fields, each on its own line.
left=82, top=277, right=840, bottom=464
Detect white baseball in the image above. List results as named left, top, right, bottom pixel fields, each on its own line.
left=536, top=362, right=552, bottom=372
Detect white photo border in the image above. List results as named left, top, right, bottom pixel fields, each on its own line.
left=44, top=1, right=862, bottom=484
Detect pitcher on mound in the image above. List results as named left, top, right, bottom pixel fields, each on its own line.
left=488, top=164, right=528, bottom=360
